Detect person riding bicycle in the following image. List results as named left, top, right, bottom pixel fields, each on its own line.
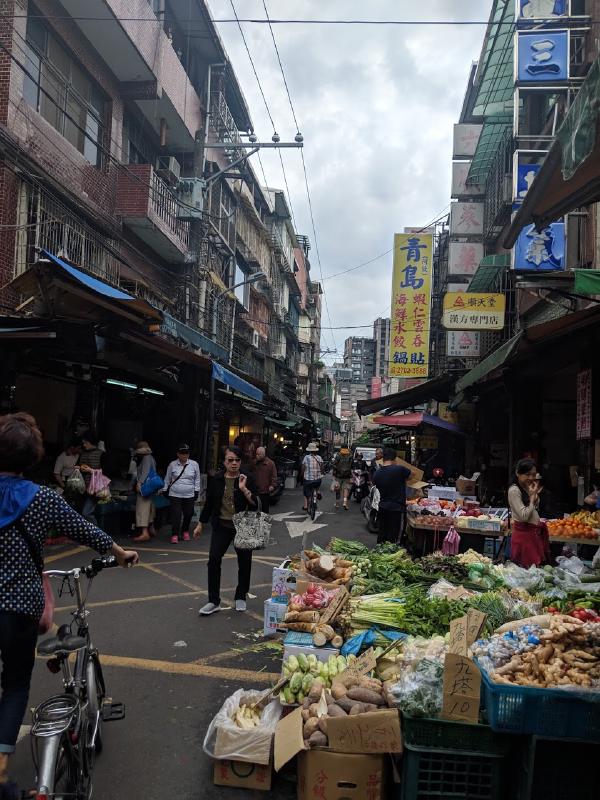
left=0, top=413, right=139, bottom=799
left=332, top=446, right=353, bottom=510
left=300, top=443, right=323, bottom=514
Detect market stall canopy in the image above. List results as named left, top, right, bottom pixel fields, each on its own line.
left=264, top=416, right=300, bottom=429
left=371, top=412, right=464, bottom=436
left=5, top=250, right=162, bottom=323
left=455, top=333, right=522, bottom=393
left=574, top=270, right=600, bottom=295
left=357, top=375, right=454, bottom=417
left=505, top=56, right=600, bottom=247
left=211, top=362, right=263, bottom=403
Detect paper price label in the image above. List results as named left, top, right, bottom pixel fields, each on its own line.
left=441, top=653, right=482, bottom=724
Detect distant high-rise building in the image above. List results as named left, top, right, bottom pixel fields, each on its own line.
left=343, top=337, right=375, bottom=384
left=373, top=317, right=391, bottom=378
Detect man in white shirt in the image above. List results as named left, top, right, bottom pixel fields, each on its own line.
left=53, top=442, right=81, bottom=489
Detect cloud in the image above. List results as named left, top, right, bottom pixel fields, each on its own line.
left=208, top=0, right=493, bottom=360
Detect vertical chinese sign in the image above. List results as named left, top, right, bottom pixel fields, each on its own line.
left=389, top=232, right=433, bottom=379
left=576, top=370, right=592, bottom=440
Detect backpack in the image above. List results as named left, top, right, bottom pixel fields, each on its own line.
left=335, top=453, right=352, bottom=479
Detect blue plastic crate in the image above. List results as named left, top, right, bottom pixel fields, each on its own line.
left=283, top=632, right=314, bottom=647
left=480, top=668, right=600, bottom=741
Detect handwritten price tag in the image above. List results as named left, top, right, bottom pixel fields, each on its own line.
left=441, top=653, right=482, bottom=724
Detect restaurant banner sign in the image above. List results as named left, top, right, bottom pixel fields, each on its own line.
left=389, top=232, right=433, bottom=379
left=443, top=293, right=506, bottom=331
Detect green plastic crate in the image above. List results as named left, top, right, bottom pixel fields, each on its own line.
left=402, top=715, right=511, bottom=757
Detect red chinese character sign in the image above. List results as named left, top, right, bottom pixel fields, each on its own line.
left=576, top=369, right=592, bottom=440
left=448, top=242, right=484, bottom=276
left=389, top=232, right=433, bottom=379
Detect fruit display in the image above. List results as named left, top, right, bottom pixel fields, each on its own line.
left=547, top=518, right=599, bottom=540
left=280, top=653, right=351, bottom=704
left=570, top=509, right=600, bottom=527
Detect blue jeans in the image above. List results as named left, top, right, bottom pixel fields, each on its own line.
left=0, top=612, right=38, bottom=753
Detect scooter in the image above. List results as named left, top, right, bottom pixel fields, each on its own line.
left=361, top=485, right=380, bottom=534
left=350, top=468, right=369, bottom=503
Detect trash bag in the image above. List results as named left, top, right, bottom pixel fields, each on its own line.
left=203, top=688, right=282, bottom=765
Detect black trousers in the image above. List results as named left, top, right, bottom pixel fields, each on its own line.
left=377, top=508, right=406, bottom=545
left=170, top=496, right=195, bottom=537
left=208, top=519, right=252, bottom=605
left=258, top=493, right=271, bottom=514
left=0, top=611, right=38, bottom=753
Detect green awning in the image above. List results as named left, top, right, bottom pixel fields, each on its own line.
left=556, top=56, right=600, bottom=181
left=264, top=416, right=299, bottom=428
left=574, top=270, right=600, bottom=295
left=471, top=0, right=514, bottom=119
left=455, top=332, right=522, bottom=393
left=467, top=117, right=513, bottom=186
left=468, top=254, right=511, bottom=292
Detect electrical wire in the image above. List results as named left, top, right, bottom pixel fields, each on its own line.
left=262, top=0, right=300, bottom=133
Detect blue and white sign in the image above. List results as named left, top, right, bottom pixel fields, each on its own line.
left=512, top=221, right=565, bottom=271
left=516, top=163, right=542, bottom=201
left=517, top=30, right=569, bottom=82
left=517, top=0, right=568, bottom=21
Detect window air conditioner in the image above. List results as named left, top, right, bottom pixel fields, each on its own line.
left=156, top=156, right=181, bottom=185
left=252, top=330, right=260, bottom=348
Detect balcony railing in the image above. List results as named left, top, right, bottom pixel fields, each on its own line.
left=150, top=171, right=190, bottom=248
left=484, top=129, right=514, bottom=243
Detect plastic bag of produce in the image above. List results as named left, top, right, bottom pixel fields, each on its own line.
left=390, top=657, right=444, bottom=718
left=203, top=688, right=282, bottom=764
left=556, top=555, right=587, bottom=576
left=501, top=563, right=547, bottom=594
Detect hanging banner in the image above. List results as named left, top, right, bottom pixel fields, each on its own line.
left=450, top=203, right=484, bottom=236
left=448, top=242, right=484, bottom=276
left=576, top=369, right=592, bottom=440
left=512, top=221, right=565, bottom=271
left=447, top=331, right=481, bottom=358
left=443, top=293, right=506, bottom=331
left=389, top=232, right=433, bottom=379
left=516, top=30, right=569, bottom=83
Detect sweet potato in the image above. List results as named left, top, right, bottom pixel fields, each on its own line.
left=303, top=717, right=320, bottom=739
left=334, top=696, right=356, bottom=713
left=347, top=688, right=384, bottom=706
left=309, top=703, right=321, bottom=718
left=331, top=684, right=347, bottom=700
left=318, top=717, right=328, bottom=735
left=359, top=676, right=383, bottom=692
left=302, top=698, right=311, bottom=710
left=327, top=703, right=347, bottom=717
left=308, top=679, right=325, bottom=702
left=301, top=708, right=311, bottom=722
left=308, top=731, right=328, bottom=748
left=349, top=703, right=367, bottom=715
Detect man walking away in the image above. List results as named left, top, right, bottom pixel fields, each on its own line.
left=372, top=448, right=411, bottom=545
left=332, top=446, right=353, bottom=510
left=253, top=446, right=278, bottom=514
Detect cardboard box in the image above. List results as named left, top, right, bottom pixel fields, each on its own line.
left=213, top=759, right=272, bottom=791
left=264, top=599, right=287, bottom=636
left=272, top=563, right=296, bottom=603
left=297, top=751, right=386, bottom=800
left=274, top=707, right=402, bottom=774
left=456, top=478, right=477, bottom=497
left=428, top=486, right=458, bottom=501
left=395, top=457, right=425, bottom=489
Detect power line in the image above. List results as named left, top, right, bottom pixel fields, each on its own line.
left=262, top=0, right=300, bottom=132
left=3, top=14, right=511, bottom=25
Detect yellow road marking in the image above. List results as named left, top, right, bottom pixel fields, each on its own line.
left=97, top=653, right=280, bottom=683
left=139, top=562, right=202, bottom=591
left=55, top=590, right=204, bottom=611
left=45, top=546, right=86, bottom=563
left=131, top=545, right=209, bottom=556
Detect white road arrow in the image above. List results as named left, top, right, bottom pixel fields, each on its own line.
left=285, top=520, right=328, bottom=539
left=270, top=511, right=298, bottom=522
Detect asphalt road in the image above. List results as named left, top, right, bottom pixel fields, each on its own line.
left=12, top=486, right=375, bottom=800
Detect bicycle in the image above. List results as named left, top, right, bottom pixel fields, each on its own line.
left=306, top=483, right=321, bottom=521
left=30, top=555, right=128, bottom=800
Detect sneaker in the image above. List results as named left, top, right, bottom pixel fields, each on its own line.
left=170, top=535, right=178, bottom=544
left=235, top=599, right=247, bottom=612
left=199, top=602, right=221, bottom=616
left=182, top=531, right=190, bottom=541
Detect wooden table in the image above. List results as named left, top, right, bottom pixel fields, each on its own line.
left=406, top=517, right=508, bottom=556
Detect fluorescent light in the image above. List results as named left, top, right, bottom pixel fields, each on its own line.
left=106, top=379, right=136, bottom=390
left=142, top=387, right=165, bottom=396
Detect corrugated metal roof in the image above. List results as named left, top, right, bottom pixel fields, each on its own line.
left=455, top=332, right=522, bottom=393
left=467, top=254, right=510, bottom=291
left=467, top=116, right=513, bottom=186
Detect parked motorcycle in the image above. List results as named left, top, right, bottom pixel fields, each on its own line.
left=361, top=485, right=380, bottom=534
left=350, top=468, right=369, bottom=503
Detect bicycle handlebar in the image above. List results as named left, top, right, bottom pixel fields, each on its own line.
left=44, top=554, right=122, bottom=579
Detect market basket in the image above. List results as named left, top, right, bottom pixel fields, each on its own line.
left=398, top=743, right=505, bottom=800
left=480, top=668, right=600, bottom=741
left=401, top=714, right=511, bottom=757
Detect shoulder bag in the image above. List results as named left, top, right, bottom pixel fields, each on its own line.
left=13, top=519, right=55, bottom=634
left=167, top=462, right=188, bottom=496
left=140, top=465, right=163, bottom=498
left=233, top=495, right=272, bottom=551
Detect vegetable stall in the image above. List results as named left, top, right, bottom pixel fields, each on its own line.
left=204, top=538, right=600, bottom=799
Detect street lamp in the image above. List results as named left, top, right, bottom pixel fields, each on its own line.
left=211, top=271, right=266, bottom=342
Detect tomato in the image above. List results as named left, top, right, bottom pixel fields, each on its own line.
left=546, top=606, right=558, bottom=614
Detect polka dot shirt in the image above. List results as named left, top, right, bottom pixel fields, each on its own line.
left=0, top=486, right=114, bottom=620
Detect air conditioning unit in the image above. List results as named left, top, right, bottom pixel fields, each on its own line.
left=252, top=330, right=260, bottom=348
left=156, top=156, right=181, bottom=185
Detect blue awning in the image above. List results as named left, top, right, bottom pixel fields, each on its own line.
left=161, top=312, right=228, bottom=361
left=212, top=362, right=263, bottom=403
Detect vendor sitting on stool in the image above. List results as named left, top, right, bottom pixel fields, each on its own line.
left=508, top=459, right=550, bottom=568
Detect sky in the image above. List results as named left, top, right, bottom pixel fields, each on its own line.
left=207, top=1, right=494, bottom=363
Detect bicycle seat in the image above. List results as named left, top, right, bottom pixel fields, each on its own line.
left=37, top=635, right=87, bottom=656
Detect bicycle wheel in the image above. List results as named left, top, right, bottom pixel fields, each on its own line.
left=86, top=652, right=105, bottom=755
left=37, top=733, right=79, bottom=800
left=309, top=490, right=317, bottom=521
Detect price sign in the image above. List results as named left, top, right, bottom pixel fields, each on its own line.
left=441, top=654, right=482, bottom=724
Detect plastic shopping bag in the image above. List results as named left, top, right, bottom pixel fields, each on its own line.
left=203, top=688, right=282, bottom=765
left=330, top=478, right=340, bottom=493
left=65, top=468, right=86, bottom=495
left=88, top=469, right=111, bottom=498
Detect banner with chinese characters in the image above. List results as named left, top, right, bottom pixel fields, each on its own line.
left=442, top=293, right=506, bottom=331
left=389, top=232, right=433, bottom=379
left=448, top=242, right=484, bottom=276
left=516, top=30, right=569, bottom=83
left=447, top=331, right=481, bottom=358
left=512, top=221, right=565, bottom=271
left=576, top=369, right=592, bottom=440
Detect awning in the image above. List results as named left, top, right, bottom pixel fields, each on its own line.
left=471, top=0, right=514, bottom=119
left=161, top=312, right=228, bottom=361
left=212, top=361, right=263, bottom=403
left=504, top=56, right=600, bottom=247
left=468, top=254, right=510, bottom=292
left=264, top=416, right=299, bottom=429
left=455, top=332, right=523, bottom=393
left=357, top=375, right=454, bottom=417
left=371, top=412, right=464, bottom=436
left=574, top=270, right=600, bottom=295
left=467, top=117, right=513, bottom=186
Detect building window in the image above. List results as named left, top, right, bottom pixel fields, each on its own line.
left=23, top=11, right=105, bottom=165
left=234, top=261, right=250, bottom=309
left=122, top=111, right=158, bottom=165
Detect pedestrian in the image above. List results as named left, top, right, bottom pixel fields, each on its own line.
left=53, top=440, right=81, bottom=490
left=300, top=442, right=323, bottom=513
left=0, top=413, right=139, bottom=797
left=332, top=446, right=353, bottom=510
left=252, top=446, right=278, bottom=514
left=132, top=441, right=157, bottom=543
left=372, top=447, right=411, bottom=545
left=77, top=430, right=107, bottom=521
left=369, top=447, right=384, bottom=479
left=163, top=444, right=200, bottom=544
left=508, top=458, right=550, bottom=568
left=194, top=446, right=257, bottom=615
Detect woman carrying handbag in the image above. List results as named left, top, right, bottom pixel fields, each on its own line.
left=194, top=446, right=258, bottom=615
left=163, top=444, right=200, bottom=544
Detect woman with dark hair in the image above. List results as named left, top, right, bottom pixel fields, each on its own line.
left=0, top=413, right=138, bottom=797
left=77, top=429, right=106, bottom=521
left=508, top=458, right=551, bottom=568
left=194, top=446, right=257, bottom=615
